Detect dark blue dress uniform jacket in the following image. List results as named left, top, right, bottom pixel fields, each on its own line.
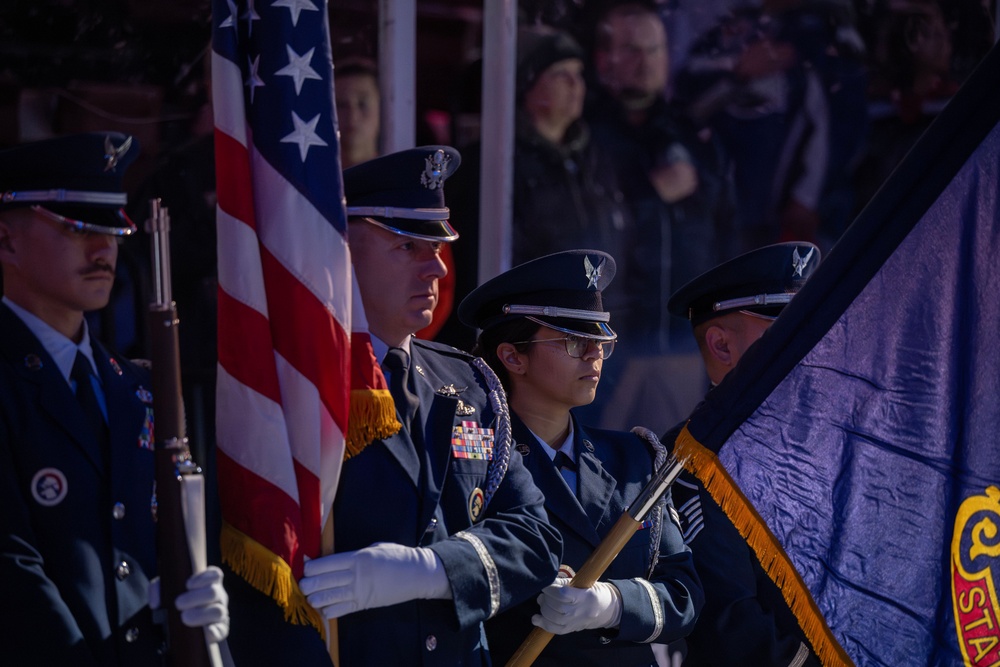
left=0, top=303, right=162, bottom=666
left=486, top=415, right=703, bottom=666
left=225, top=337, right=562, bottom=666
left=663, top=421, right=820, bottom=667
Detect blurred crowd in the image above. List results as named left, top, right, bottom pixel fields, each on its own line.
left=2, top=0, right=992, bottom=444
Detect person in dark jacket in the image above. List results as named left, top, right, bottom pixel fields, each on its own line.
left=588, top=2, right=735, bottom=354
left=442, top=25, right=634, bottom=353
left=663, top=241, right=822, bottom=666
left=460, top=249, right=703, bottom=666
left=0, top=132, right=228, bottom=666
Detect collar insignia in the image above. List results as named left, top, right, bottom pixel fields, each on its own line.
left=791, top=246, right=815, bottom=278
left=437, top=384, right=467, bottom=396
left=420, top=149, right=451, bottom=190
left=103, top=135, right=133, bottom=172
left=584, top=255, right=605, bottom=289
left=23, top=353, right=43, bottom=371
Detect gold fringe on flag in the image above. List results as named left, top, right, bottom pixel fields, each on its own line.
left=221, top=521, right=327, bottom=638
left=673, top=426, right=854, bottom=667
left=345, top=387, right=399, bottom=459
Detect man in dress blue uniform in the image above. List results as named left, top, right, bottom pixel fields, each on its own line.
left=663, top=242, right=822, bottom=666
left=459, top=250, right=703, bottom=666
left=0, top=132, right=228, bottom=665
left=226, top=146, right=561, bottom=666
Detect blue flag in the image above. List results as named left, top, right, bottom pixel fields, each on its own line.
left=675, top=42, right=1000, bottom=666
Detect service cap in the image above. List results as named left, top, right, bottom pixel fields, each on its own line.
left=459, top=249, right=617, bottom=340
left=343, top=145, right=461, bottom=241
left=0, top=132, right=139, bottom=235
left=668, top=242, right=821, bottom=326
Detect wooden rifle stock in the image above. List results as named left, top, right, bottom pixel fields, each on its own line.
left=505, top=453, right=688, bottom=667
left=147, top=199, right=214, bottom=667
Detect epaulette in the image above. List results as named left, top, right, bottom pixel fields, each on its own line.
left=411, top=336, right=476, bottom=361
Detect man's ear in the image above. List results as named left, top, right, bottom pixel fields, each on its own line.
left=497, top=342, right=527, bottom=376
left=703, top=324, right=734, bottom=368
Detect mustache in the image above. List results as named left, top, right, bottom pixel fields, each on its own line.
left=80, top=262, right=115, bottom=277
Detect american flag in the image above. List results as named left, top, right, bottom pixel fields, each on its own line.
left=211, top=0, right=381, bottom=629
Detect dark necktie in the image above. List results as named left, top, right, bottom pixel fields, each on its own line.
left=71, top=351, right=109, bottom=448
left=553, top=451, right=577, bottom=490
left=382, top=347, right=419, bottom=427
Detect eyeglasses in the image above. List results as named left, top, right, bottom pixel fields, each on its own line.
left=511, top=335, right=616, bottom=359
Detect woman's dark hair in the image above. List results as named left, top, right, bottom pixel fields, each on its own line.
left=472, top=318, right=541, bottom=393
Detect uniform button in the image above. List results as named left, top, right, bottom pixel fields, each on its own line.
left=425, top=635, right=437, bottom=652
left=112, top=502, right=126, bottom=520
left=115, top=561, right=131, bottom=581
left=125, top=627, right=140, bottom=643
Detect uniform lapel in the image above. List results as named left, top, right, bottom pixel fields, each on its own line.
left=380, top=413, right=422, bottom=490
left=574, top=421, right=618, bottom=536
left=0, top=305, right=106, bottom=475
left=409, top=345, right=460, bottom=531
left=512, top=416, right=602, bottom=547
left=93, top=344, right=150, bottom=461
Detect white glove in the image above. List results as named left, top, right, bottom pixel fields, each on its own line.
left=300, top=542, right=452, bottom=620
left=175, top=566, right=230, bottom=644
left=532, top=577, right=622, bottom=635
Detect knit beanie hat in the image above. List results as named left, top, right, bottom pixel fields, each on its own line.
left=516, top=25, right=585, bottom=100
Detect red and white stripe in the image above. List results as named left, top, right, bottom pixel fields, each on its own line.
left=212, top=50, right=349, bottom=576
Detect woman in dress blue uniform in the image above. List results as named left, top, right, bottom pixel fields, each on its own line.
left=459, top=249, right=703, bottom=666
left=0, top=133, right=228, bottom=665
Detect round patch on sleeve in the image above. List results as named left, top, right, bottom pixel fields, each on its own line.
left=31, top=468, right=68, bottom=506
left=468, top=487, right=485, bottom=522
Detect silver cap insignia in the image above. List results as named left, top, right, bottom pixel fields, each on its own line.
left=103, top=135, right=133, bottom=172
left=584, top=255, right=605, bottom=289
left=420, top=149, right=450, bottom=190
left=791, top=246, right=815, bottom=277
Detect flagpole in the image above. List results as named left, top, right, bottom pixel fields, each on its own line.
left=322, top=513, right=339, bottom=667
left=506, top=453, right=687, bottom=666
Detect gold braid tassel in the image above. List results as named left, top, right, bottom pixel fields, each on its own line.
left=221, top=522, right=327, bottom=638
left=345, top=387, right=399, bottom=459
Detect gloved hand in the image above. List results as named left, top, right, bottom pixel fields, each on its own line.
left=532, top=577, right=622, bottom=635
left=300, top=542, right=452, bottom=620
left=149, top=566, right=230, bottom=644
left=176, top=566, right=230, bottom=643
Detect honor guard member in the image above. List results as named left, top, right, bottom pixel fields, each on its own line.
left=662, top=242, right=822, bottom=666
left=0, top=133, right=229, bottom=666
left=459, top=250, right=703, bottom=667
left=225, top=147, right=561, bottom=667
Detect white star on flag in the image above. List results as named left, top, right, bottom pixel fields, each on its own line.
left=275, top=45, right=322, bottom=96
left=219, top=0, right=238, bottom=28
left=280, top=111, right=328, bottom=162
left=241, top=0, right=261, bottom=35
left=272, top=0, right=318, bottom=27
left=246, top=54, right=265, bottom=103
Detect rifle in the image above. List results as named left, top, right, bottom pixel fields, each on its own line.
left=147, top=198, right=218, bottom=667
left=505, top=451, right=689, bottom=667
